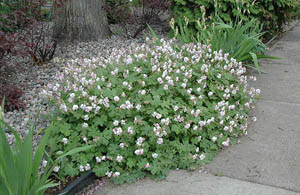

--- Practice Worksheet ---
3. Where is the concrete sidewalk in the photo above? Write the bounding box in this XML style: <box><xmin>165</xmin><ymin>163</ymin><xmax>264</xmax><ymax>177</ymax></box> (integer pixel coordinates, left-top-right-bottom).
<box><xmin>93</xmin><ymin>23</ymin><xmax>300</xmax><ymax>195</ymax></box>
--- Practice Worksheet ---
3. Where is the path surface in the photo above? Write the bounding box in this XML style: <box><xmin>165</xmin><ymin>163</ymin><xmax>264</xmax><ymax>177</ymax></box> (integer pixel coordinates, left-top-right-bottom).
<box><xmin>93</xmin><ymin>23</ymin><xmax>300</xmax><ymax>195</ymax></box>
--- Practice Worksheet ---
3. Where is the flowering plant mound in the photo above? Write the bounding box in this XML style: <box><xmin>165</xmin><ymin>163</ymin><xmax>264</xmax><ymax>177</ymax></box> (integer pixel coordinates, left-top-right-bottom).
<box><xmin>44</xmin><ymin>38</ymin><xmax>259</xmax><ymax>184</ymax></box>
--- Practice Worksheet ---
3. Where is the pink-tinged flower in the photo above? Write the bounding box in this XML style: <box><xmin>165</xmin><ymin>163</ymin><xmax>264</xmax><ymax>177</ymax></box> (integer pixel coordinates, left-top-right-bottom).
<box><xmin>136</xmin><ymin>104</ymin><xmax>141</xmax><ymax>110</ymax></box>
<box><xmin>134</xmin><ymin>149</ymin><xmax>144</xmax><ymax>155</ymax></box>
<box><xmin>113</xmin><ymin>120</ymin><xmax>119</xmax><ymax>126</ymax></box>
<box><xmin>184</xmin><ymin>123</ymin><xmax>190</xmax><ymax>129</ymax></box>
<box><xmin>199</xmin><ymin>153</ymin><xmax>205</xmax><ymax>160</ymax></box>
<box><xmin>173</xmin><ymin>106</ymin><xmax>179</xmax><ymax>111</ymax></box>
<box><xmin>79</xmin><ymin>165</ymin><xmax>84</xmax><ymax>172</ymax></box>
<box><xmin>82</xmin><ymin>123</ymin><xmax>88</xmax><ymax>128</ymax></box>
<box><xmin>119</xmin><ymin>143</ymin><xmax>125</xmax><ymax>148</ymax></box>
<box><xmin>83</xmin><ymin>115</ymin><xmax>89</xmax><ymax>121</ymax></box>
<box><xmin>85</xmin><ymin>163</ymin><xmax>91</xmax><ymax>171</ymax></box>
<box><xmin>127</xmin><ymin>126</ymin><xmax>134</xmax><ymax>134</ymax></box>
<box><xmin>114</xmin><ymin>96</ymin><xmax>120</xmax><ymax>102</ymax></box>
<box><xmin>157</xmin><ymin>138</ymin><xmax>163</xmax><ymax>145</ymax></box>
<box><xmin>152</xmin><ymin>153</ymin><xmax>158</xmax><ymax>159</ymax></box>
<box><xmin>163</xmin><ymin>84</ymin><xmax>169</xmax><ymax>90</ymax></box>
<box><xmin>197</xmin><ymin>136</ymin><xmax>202</xmax><ymax>142</ymax></box>
<box><xmin>96</xmin><ymin>156</ymin><xmax>101</xmax><ymax>163</ymax></box>
<box><xmin>53</xmin><ymin>166</ymin><xmax>60</xmax><ymax>172</ymax></box>
<box><xmin>106</xmin><ymin>171</ymin><xmax>112</xmax><ymax>177</ymax></box>
<box><xmin>256</xmin><ymin>89</ymin><xmax>261</xmax><ymax>95</ymax></box>
<box><xmin>62</xmin><ymin>138</ymin><xmax>68</xmax><ymax>145</ymax></box>
<box><xmin>145</xmin><ymin>163</ymin><xmax>150</xmax><ymax>168</ymax></box>
<box><xmin>116</xmin><ymin>155</ymin><xmax>123</xmax><ymax>162</ymax></box>
<box><xmin>113</xmin><ymin>172</ymin><xmax>120</xmax><ymax>177</ymax></box>
<box><xmin>72</xmin><ymin>105</ymin><xmax>79</xmax><ymax>111</ymax></box>
<box><xmin>212</xmin><ymin>136</ymin><xmax>217</xmax><ymax>142</ymax></box>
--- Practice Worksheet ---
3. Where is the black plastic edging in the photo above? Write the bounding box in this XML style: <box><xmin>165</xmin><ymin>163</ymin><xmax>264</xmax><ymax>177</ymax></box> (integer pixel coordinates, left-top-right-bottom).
<box><xmin>59</xmin><ymin>171</ymin><xmax>96</xmax><ymax>195</ymax></box>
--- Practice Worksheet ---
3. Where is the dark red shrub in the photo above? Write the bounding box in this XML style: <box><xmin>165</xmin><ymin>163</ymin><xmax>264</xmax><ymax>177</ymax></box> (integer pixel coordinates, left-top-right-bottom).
<box><xmin>0</xmin><ymin>85</ymin><xmax>25</xmax><ymax>111</ymax></box>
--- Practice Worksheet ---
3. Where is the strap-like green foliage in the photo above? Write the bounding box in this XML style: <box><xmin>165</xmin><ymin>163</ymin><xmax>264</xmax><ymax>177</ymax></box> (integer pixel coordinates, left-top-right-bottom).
<box><xmin>0</xmin><ymin>100</ymin><xmax>93</xmax><ymax>195</ymax></box>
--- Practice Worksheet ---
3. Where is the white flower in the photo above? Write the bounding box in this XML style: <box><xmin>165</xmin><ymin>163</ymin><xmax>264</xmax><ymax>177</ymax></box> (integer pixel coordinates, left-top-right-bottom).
<box><xmin>83</xmin><ymin>115</ymin><xmax>89</xmax><ymax>121</ymax></box>
<box><xmin>114</xmin><ymin>96</ymin><xmax>120</xmax><ymax>102</ymax></box>
<box><xmin>72</xmin><ymin>105</ymin><xmax>79</xmax><ymax>111</ymax></box>
<box><xmin>252</xmin><ymin>116</ymin><xmax>257</xmax><ymax>122</ymax></box>
<box><xmin>85</xmin><ymin>163</ymin><xmax>91</xmax><ymax>171</ymax></box>
<box><xmin>136</xmin><ymin>104</ymin><xmax>141</xmax><ymax>110</ymax></box>
<box><xmin>116</xmin><ymin>155</ymin><xmax>123</xmax><ymax>162</ymax></box>
<box><xmin>119</xmin><ymin>143</ymin><xmax>125</xmax><ymax>148</ymax></box>
<box><xmin>222</xmin><ymin>140</ymin><xmax>230</xmax><ymax>147</ymax></box>
<box><xmin>199</xmin><ymin>153</ymin><xmax>205</xmax><ymax>160</ymax></box>
<box><xmin>136</xmin><ymin>137</ymin><xmax>145</xmax><ymax>146</ymax></box>
<box><xmin>96</xmin><ymin>156</ymin><xmax>101</xmax><ymax>163</ymax></box>
<box><xmin>53</xmin><ymin>166</ymin><xmax>60</xmax><ymax>173</ymax></box>
<box><xmin>106</xmin><ymin>171</ymin><xmax>112</xmax><ymax>177</ymax></box>
<box><xmin>163</xmin><ymin>84</ymin><xmax>169</xmax><ymax>90</ymax></box>
<box><xmin>152</xmin><ymin>153</ymin><xmax>158</xmax><ymax>159</ymax></box>
<box><xmin>113</xmin><ymin>127</ymin><xmax>123</xmax><ymax>136</ymax></box>
<box><xmin>212</xmin><ymin>136</ymin><xmax>217</xmax><ymax>142</ymax></box>
<box><xmin>184</xmin><ymin>123</ymin><xmax>190</xmax><ymax>129</ymax></box>
<box><xmin>82</xmin><ymin>123</ymin><xmax>88</xmax><ymax>128</ymax></box>
<box><xmin>140</xmin><ymin>90</ymin><xmax>146</xmax><ymax>95</ymax></box>
<box><xmin>145</xmin><ymin>163</ymin><xmax>150</xmax><ymax>168</ymax></box>
<box><xmin>70</xmin><ymin>93</ymin><xmax>75</xmax><ymax>98</ymax></box>
<box><xmin>62</xmin><ymin>138</ymin><xmax>68</xmax><ymax>145</ymax></box>
<box><xmin>192</xmin><ymin>154</ymin><xmax>197</xmax><ymax>160</ymax></box>
<box><xmin>113</xmin><ymin>172</ymin><xmax>120</xmax><ymax>177</ymax></box>
<box><xmin>157</xmin><ymin>77</ymin><xmax>163</xmax><ymax>84</ymax></box>
<box><xmin>42</xmin><ymin>160</ymin><xmax>47</xmax><ymax>167</ymax></box>
<box><xmin>199</xmin><ymin>121</ymin><xmax>206</xmax><ymax>127</ymax></box>
<box><xmin>156</xmin><ymin>113</ymin><xmax>162</xmax><ymax>119</ymax></box>
<box><xmin>256</xmin><ymin>89</ymin><xmax>261</xmax><ymax>95</ymax></box>
<box><xmin>127</xmin><ymin>126</ymin><xmax>134</xmax><ymax>134</ymax></box>
<box><xmin>193</xmin><ymin>125</ymin><xmax>198</xmax><ymax>131</ymax></box>
<box><xmin>135</xmin><ymin>149</ymin><xmax>144</xmax><ymax>155</ymax></box>
<box><xmin>123</xmin><ymin>81</ymin><xmax>128</xmax><ymax>86</ymax></box>
<box><xmin>173</xmin><ymin>106</ymin><xmax>179</xmax><ymax>111</ymax></box>
<box><xmin>197</xmin><ymin>136</ymin><xmax>202</xmax><ymax>142</ymax></box>
<box><xmin>113</xmin><ymin>120</ymin><xmax>119</xmax><ymax>126</ymax></box>
<box><xmin>208</xmin><ymin>92</ymin><xmax>214</xmax><ymax>96</ymax></box>
<box><xmin>79</xmin><ymin>165</ymin><xmax>84</xmax><ymax>172</ymax></box>
<box><xmin>157</xmin><ymin>138</ymin><xmax>163</xmax><ymax>145</ymax></box>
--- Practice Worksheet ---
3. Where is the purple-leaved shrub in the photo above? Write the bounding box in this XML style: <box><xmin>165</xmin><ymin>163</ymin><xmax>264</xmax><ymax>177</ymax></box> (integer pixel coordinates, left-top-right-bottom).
<box><xmin>43</xmin><ymin>37</ymin><xmax>260</xmax><ymax>184</ymax></box>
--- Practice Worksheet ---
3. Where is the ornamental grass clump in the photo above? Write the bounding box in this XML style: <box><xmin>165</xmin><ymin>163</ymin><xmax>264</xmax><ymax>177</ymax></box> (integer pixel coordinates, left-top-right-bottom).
<box><xmin>43</xmin><ymin>38</ymin><xmax>260</xmax><ymax>184</ymax></box>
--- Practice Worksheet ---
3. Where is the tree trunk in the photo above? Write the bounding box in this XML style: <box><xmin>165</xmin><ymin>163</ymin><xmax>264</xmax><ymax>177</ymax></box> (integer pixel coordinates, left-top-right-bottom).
<box><xmin>53</xmin><ymin>0</ymin><xmax>111</xmax><ymax>41</ymax></box>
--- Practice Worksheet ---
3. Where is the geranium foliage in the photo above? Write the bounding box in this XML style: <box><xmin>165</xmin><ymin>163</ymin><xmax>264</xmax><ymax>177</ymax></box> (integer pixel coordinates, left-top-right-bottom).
<box><xmin>44</xmin><ymin>38</ymin><xmax>259</xmax><ymax>184</ymax></box>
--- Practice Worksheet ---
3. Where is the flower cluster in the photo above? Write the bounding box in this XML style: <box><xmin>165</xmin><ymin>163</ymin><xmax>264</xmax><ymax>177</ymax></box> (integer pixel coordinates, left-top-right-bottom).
<box><xmin>44</xmin><ymin>37</ymin><xmax>259</xmax><ymax>183</ymax></box>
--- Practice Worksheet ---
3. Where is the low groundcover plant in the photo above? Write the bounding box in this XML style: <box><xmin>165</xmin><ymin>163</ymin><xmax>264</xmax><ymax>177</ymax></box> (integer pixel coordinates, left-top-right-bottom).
<box><xmin>43</xmin><ymin>37</ymin><xmax>260</xmax><ymax>184</ymax></box>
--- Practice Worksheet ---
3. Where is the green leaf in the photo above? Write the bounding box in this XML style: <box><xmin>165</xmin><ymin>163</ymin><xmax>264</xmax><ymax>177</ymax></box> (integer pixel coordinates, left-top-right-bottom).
<box><xmin>127</xmin><ymin>158</ymin><xmax>137</xmax><ymax>168</ymax></box>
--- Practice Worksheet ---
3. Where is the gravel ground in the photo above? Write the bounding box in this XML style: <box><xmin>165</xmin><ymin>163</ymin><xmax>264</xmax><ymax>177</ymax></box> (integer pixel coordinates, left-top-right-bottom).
<box><xmin>0</xmin><ymin>22</ymin><xmax>168</xmax><ymax>193</ymax></box>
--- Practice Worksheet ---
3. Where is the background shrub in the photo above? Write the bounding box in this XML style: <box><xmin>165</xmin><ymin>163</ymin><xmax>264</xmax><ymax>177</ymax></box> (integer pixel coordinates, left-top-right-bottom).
<box><xmin>44</xmin><ymin>37</ymin><xmax>259</xmax><ymax>184</ymax></box>
<box><xmin>170</xmin><ymin>0</ymin><xmax>300</xmax><ymax>39</ymax></box>
<box><xmin>104</xmin><ymin>0</ymin><xmax>170</xmax><ymax>38</ymax></box>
